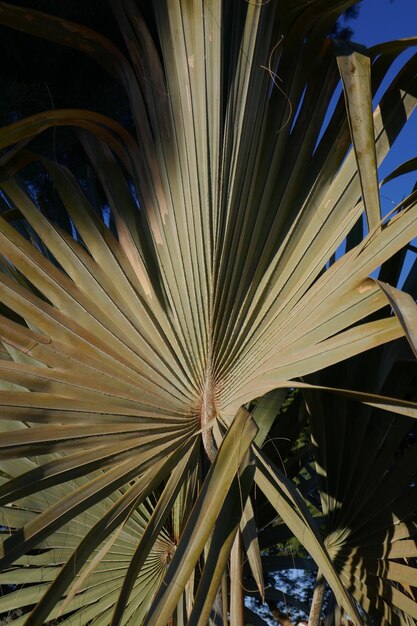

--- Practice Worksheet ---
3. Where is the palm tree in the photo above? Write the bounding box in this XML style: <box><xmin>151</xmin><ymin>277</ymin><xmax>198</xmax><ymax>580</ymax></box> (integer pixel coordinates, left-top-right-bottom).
<box><xmin>0</xmin><ymin>1</ymin><xmax>416</xmax><ymax>624</ymax></box>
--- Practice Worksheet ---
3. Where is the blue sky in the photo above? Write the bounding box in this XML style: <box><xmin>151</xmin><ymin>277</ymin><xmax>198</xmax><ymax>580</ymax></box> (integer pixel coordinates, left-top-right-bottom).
<box><xmin>353</xmin><ymin>0</ymin><xmax>417</xmax><ymax>45</ymax></box>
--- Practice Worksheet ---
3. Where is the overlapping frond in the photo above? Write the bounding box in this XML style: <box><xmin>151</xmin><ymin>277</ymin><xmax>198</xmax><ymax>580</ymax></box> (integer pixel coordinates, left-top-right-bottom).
<box><xmin>305</xmin><ymin>348</ymin><xmax>417</xmax><ymax>625</ymax></box>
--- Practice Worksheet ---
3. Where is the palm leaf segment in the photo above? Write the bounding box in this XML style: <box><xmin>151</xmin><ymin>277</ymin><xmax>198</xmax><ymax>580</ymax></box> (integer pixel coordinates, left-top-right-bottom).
<box><xmin>0</xmin><ymin>0</ymin><xmax>416</xmax><ymax>623</ymax></box>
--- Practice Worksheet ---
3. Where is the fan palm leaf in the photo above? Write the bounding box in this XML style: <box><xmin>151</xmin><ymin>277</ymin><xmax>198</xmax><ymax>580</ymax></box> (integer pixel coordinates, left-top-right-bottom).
<box><xmin>303</xmin><ymin>345</ymin><xmax>417</xmax><ymax>626</ymax></box>
<box><xmin>0</xmin><ymin>0</ymin><xmax>416</xmax><ymax>624</ymax></box>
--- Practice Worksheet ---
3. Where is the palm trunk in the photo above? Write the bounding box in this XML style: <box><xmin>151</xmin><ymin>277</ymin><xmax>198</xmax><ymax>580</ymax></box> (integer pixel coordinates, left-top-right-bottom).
<box><xmin>230</xmin><ymin>531</ymin><xmax>244</xmax><ymax>625</ymax></box>
<box><xmin>309</xmin><ymin>570</ymin><xmax>326</xmax><ymax>626</ymax></box>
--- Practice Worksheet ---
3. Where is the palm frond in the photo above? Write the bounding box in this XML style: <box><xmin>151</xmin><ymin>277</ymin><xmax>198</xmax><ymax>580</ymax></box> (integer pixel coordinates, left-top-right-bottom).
<box><xmin>0</xmin><ymin>1</ymin><xmax>416</xmax><ymax>624</ymax></box>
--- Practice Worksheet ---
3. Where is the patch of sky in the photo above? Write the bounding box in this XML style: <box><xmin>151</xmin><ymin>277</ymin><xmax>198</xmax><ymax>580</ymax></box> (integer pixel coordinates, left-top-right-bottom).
<box><xmin>290</xmin><ymin>86</ymin><xmax>307</xmax><ymax>134</ymax></box>
<box><xmin>313</xmin><ymin>82</ymin><xmax>343</xmax><ymax>153</ymax></box>
<box><xmin>103</xmin><ymin>204</ymin><xmax>111</xmax><ymax>228</ymax></box>
<box><xmin>245</xmin><ymin>567</ymin><xmax>317</xmax><ymax>625</ymax></box>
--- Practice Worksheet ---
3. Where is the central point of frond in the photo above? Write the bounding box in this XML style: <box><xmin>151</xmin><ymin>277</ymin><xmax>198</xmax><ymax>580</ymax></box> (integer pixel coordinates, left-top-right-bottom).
<box><xmin>200</xmin><ymin>368</ymin><xmax>217</xmax><ymax>462</ymax></box>
<box><xmin>200</xmin><ymin>376</ymin><xmax>216</xmax><ymax>427</ymax></box>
